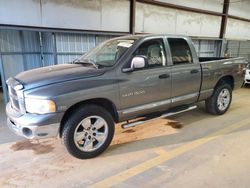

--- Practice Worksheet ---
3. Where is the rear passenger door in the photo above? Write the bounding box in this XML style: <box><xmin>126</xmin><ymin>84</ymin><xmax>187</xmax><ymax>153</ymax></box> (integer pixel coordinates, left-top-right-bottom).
<box><xmin>167</xmin><ymin>38</ymin><xmax>201</xmax><ymax>107</ymax></box>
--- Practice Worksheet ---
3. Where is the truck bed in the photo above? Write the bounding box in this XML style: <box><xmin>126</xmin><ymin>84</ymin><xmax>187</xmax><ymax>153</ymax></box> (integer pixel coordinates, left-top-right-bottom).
<box><xmin>198</xmin><ymin>57</ymin><xmax>246</xmax><ymax>101</ymax></box>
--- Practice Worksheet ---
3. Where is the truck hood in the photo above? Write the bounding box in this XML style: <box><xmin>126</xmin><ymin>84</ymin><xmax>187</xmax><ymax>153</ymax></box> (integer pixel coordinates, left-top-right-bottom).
<box><xmin>15</xmin><ymin>64</ymin><xmax>105</xmax><ymax>90</ymax></box>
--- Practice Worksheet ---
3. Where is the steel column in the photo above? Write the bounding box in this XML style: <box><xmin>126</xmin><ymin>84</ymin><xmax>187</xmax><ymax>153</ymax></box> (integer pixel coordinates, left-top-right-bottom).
<box><xmin>219</xmin><ymin>0</ymin><xmax>230</xmax><ymax>39</ymax></box>
<box><xmin>19</xmin><ymin>30</ymin><xmax>28</xmax><ymax>71</ymax></box>
<box><xmin>0</xmin><ymin>53</ymin><xmax>8</xmax><ymax>103</ymax></box>
<box><xmin>237</xmin><ymin>41</ymin><xmax>241</xmax><ymax>56</ymax></box>
<box><xmin>39</xmin><ymin>32</ymin><xmax>44</xmax><ymax>66</ymax></box>
<box><xmin>52</xmin><ymin>33</ymin><xmax>58</xmax><ymax>65</ymax></box>
<box><xmin>130</xmin><ymin>0</ymin><xmax>136</xmax><ymax>35</ymax></box>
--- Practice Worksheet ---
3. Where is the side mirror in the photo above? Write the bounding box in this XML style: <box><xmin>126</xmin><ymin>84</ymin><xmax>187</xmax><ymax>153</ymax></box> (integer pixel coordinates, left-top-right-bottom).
<box><xmin>122</xmin><ymin>56</ymin><xmax>146</xmax><ymax>73</ymax></box>
<box><xmin>131</xmin><ymin>56</ymin><xmax>146</xmax><ymax>69</ymax></box>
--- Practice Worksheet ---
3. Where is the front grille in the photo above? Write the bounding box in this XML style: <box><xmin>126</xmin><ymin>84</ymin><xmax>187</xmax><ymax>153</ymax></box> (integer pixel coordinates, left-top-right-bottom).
<box><xmin>246</xmin><ymin>79</ymin><xmax>250</xmax><ymax>82</ymax></box>
<box><xmin>7</xmin><ymin>77</ymin><xmax>25</xmax><ymax>114</ymax></box>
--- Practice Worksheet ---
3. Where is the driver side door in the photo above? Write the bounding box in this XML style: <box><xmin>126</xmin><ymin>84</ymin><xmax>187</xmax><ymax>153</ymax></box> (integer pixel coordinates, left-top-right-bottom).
<box><xmin>118</xmin><ymin>38</ymin><xmax>172</xmax><ymax>119</ymax></box>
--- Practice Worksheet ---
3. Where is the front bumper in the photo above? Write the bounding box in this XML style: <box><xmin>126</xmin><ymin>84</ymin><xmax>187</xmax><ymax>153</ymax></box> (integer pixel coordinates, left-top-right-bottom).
<box><xmin>6</xmin><ymin>102</ymin><xmax>64</xmax><ymax>139</ymax></box>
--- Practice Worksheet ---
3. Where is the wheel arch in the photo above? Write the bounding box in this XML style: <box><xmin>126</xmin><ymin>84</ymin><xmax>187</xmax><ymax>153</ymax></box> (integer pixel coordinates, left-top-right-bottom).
<box><xmin>59</xmin><ymin>98</ymin><xmax>119</xmax><ymax>137</ymax></box>
<box><xmin>215</xmin><ymin>75</ymin><xmax>234</xmax><ymax>90</ymax></box>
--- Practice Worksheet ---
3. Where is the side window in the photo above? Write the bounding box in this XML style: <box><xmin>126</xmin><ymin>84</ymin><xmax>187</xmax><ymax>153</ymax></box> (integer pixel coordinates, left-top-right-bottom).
<box><xmin>168</xmin><ymin>38</ymin><xmax>193</xmax><ymax>65</ymax></box>
<box><xmin>133</xmin><ymin>39</ymin><xmax>166</xmax><ymax>69</ymax></box>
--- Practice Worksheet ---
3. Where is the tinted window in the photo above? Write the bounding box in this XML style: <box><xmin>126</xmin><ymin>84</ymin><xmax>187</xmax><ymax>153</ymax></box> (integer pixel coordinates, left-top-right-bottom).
<box><xmin>168</xmin><ymin>38</ymin><xmax>193</xmax><ymax>65</ymax></box>
<box><xmin>133</xmin><ymin>39</ymin><xmax>166</xmax><ymax>69</ymax></box>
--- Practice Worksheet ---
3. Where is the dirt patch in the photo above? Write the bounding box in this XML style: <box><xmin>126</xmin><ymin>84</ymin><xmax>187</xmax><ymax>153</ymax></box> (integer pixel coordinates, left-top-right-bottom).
<box><xmin>10</xmin><ymin>140</ymin><xmax>54</xmax><ymax>155</ymax></box>
<box><xmin>111</xmin><ymin>118</ymin><xmax>179</xmax><ymax>146</ymax></box>
<box><xmin>122</xmin><ymin>129</ymin><xmax>136</xmax><ymax>133</ymax></box>
<box><xmin>167</xmin><ymin>121</ymin><xmax>183</xmax><ymax>129</ymax></box>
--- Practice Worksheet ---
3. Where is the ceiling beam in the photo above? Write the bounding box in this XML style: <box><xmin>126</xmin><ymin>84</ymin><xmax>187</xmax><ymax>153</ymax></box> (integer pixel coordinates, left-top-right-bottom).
<box><xmin>137</xmin><ymin>0</ymin><xmax>250</xmax><ymax>24</ymax></box>
<box><xmin>137</xmin><ymin>0</ymin><xmax>223</xmax><ymax>17</ymax></box>
<box><xmin>228</xmin><ymin>15</ymin><xmax>250</xmax><ymax>23</ymax></box>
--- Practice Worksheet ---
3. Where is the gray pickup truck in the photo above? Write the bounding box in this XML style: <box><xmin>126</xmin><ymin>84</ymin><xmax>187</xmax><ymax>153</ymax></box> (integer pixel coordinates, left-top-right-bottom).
<box><xmin>6</xmin><ymin>34</ymin><xmax>246</xmax><ymax>159</ymax></box>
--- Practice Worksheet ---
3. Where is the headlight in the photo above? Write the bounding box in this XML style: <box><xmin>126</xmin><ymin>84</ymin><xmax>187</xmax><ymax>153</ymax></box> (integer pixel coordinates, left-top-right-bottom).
<box><xmin>25</xmin><ymin>98</ymin><xmax>56</xmax><ymax>114</ymax></box>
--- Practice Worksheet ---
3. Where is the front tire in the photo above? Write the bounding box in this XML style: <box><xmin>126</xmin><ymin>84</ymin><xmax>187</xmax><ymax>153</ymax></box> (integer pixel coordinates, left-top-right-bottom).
<box><xmin>62</xmin><ymin>104</ymin><xmax>114</xmax><ymax>159</ymax></box>
<box><xmin>205</xmin><ymin>82</ymin><xmax>232</xmax><ymax>115</ymax></box>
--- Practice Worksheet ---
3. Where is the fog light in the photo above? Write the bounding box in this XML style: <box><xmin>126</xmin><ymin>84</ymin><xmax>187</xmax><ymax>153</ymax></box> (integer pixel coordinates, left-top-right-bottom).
<box><xmin>22</xmin><ymin>128</ymin><xmax>32</xmax><ymax>138</ymax></box>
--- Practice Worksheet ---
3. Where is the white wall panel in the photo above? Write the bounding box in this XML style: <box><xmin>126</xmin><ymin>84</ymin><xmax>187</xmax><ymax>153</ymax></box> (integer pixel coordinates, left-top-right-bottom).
<box><xmin>0</xmin><ymin>0</ymin><xmax>41</xmax><ymax>26</ymax></box>
<box><xmin>101</xmin><ymin>0</ymin><xmax>130</xmax><ymax>32</ymax></box>
<box><xmin>136</xmin><ymin>3</ymin><xmax>176</xmax><ymax>34</ymax></box>
<box><xmin>41</xmin><ymin>0</ymin><xmax>102</xmax><ymax>30</ymax></box>
<box><xmin>157</xmin><ymin>0</ymin><xmax>223</xmax><ymax>13</ymax></box>
<box><xmin>229</xmin><ymin>1</ymin><xmax>250</xmax><ymax>20</ymax></box>
<box><xmin>136</xmin><ymin>3</ymin><xmax>221</xmax><ymax>37</ymax></box>
<box><xmin>200</xmin><ymin>14</ymin><xmax>221</xmax><ymax>37</ymax></box>
<box><xmin>0</xmin><ymin>0</ymin><xmax>129</xmax><ymax>32</ymax></box>
<box><xmin>135</xmin><ymin>2</ymin><xmax>144</xmax><ymax>33</ymax></box>
<box><xmin>226</xmin><ymin>19</ymin><xmax>250</xmax><ymax>40</ymax></box>
<box><xmin>175</xmin><ymin>11</ymin><xmax>202</xmax><ymax>36</ymax></box>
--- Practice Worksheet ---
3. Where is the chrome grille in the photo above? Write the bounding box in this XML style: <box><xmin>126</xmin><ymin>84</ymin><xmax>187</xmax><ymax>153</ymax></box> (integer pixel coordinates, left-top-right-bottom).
<box><xmin>6</xmin><ymin>77</ymin><xmax>25</xmax><ymax>114</ymax></box>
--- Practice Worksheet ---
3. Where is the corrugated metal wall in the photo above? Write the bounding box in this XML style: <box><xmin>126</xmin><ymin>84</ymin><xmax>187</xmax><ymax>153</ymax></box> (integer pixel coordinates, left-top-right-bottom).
<box><xmin>56</xmin><ymin>33</ymin><xmax>95</xmax><ymax>64</ymax></box>
<box><xmin>226</xmin><ymin>40</ymin><xmax>250</xmax><ymax>61</ymax></box>
<box><xmin>192</xmin><ymin>39</ymin><xmax>222</xmax><ymax>57</ymax></box>
<box><xmin>40</xmin><ymin>32</ymin><xmax>54</xmax><ymax>67</ymax></box>
<box><xmin>54</xmin><ymin>33</ymin><xmax>114</xmax><ymax>64</ymax></box>
<box><xmin>0</xmin><ymin>29</ymin><xmax>116</xmax><ymax>102</ymax></box>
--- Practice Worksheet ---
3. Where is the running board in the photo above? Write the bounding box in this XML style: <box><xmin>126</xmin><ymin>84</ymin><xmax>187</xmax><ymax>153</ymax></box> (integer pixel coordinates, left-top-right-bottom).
<box><xmin>121</xmin><ymin>105</ymin><xmax>197</xmax><ymax>129</ymax></box>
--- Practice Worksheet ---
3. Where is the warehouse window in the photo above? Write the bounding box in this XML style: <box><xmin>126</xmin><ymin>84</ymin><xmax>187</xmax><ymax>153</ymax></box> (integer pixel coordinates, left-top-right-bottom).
<box><xmin>168</xmin><ymin>38</ymin><xmax>193</xmax><ymax>65</ymax></box>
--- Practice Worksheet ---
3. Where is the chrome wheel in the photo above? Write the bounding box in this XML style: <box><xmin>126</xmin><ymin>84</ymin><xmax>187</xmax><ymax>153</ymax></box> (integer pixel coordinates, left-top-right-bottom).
<box><xmin>74</xmin><ymin>116</ymin><xmax>108</xmax><ymax>152</ymax></box>
<box><xmin>217</xmin><ymin>88</ymin><xmax>231</xmax><ymax>111</ymax></box>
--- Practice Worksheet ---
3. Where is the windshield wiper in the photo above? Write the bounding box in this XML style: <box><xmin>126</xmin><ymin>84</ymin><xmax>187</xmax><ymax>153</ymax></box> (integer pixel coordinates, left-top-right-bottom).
<box><xmin>73</xmin><ymin>59</ymin><xmax>98</xmax><ymax>69</ymax></box>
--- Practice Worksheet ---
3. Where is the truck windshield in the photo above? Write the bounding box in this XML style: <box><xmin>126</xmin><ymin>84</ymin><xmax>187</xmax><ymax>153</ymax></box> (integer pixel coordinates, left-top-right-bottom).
<box><xmin>76</xmin><ymin>39</ymin><xmax>135</xmax><ymax>68</ymax></box>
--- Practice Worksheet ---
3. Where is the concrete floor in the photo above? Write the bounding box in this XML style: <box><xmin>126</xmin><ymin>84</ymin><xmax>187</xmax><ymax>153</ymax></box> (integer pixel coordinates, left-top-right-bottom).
<box><xmin>0</xmin><ymin>87</ymin><xmax>250</xmax><ymax>188</ymax></box>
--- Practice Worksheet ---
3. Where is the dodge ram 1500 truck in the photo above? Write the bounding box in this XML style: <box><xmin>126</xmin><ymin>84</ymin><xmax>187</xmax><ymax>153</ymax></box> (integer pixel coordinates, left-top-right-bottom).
<box><xmin>6</xmin><ymin>35</ymin><xmax>247</xmax><ymax>159</ymax></box>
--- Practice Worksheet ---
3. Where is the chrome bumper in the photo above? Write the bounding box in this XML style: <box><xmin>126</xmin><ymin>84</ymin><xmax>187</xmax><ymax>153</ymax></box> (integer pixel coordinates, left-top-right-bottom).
<box><xmin>6</xmin><ymin>103</ymin><xmax>63</xmax><ymax>139</ymax></box>
<box><xmin>7</xmin><ymin>118</ymin><xmax>60</xmax><ymax>139</ymax></box>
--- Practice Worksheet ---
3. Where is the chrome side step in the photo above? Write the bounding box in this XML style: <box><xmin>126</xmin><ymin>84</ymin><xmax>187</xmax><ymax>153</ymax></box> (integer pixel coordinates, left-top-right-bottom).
<box><xmin>121</xmin><ymin>105</ymin><xmax>197</xmax><ymax>129</ymax></box>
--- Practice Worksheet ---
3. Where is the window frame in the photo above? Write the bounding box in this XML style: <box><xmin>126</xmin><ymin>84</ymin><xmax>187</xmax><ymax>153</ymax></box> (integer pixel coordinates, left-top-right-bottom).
<box><xmin>166</xmin><ymin>37</ymin><xmax>194</xmax><ymax>66</ymax></box>
<box><xmin>123</xmin><ymin>37</ymin><xmax>169</xmax><ymax>72</ymax></box>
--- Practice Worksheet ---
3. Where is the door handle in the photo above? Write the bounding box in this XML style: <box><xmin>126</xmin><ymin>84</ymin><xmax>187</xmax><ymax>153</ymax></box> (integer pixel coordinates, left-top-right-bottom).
<box><xmin>190</xmin><ymin>69</ymin><xmax>199</xmax><ymax>74</ymax></box>
<box><xmin>159</xmin><ymin>74</ymin><xmax>170</xmax><ymax>79</ymax></box>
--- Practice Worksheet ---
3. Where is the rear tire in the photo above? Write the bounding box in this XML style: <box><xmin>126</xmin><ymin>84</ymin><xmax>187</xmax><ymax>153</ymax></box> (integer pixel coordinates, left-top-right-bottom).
<box><xmin>62</xmin><ymin>104</ymin><xmax>114</xmax><ymax>159</ymax></box>
<box><xmin>205</xmin><ymin>82</ymin><xmax>232</xmax><ymax>115</ymax></box>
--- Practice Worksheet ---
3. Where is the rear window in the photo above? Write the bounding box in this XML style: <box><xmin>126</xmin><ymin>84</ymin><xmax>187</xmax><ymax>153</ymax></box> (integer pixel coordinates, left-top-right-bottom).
<box><xmin>168</xmin><ymin>38</ymin><xmax>193</xmax><ymax>65</ymax></box>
